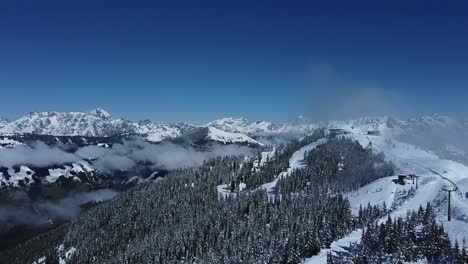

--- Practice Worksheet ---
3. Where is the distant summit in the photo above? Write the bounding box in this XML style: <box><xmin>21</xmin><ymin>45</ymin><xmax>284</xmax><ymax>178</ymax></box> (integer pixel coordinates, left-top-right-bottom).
<box><xmin>88</xmin><ymin>108</ymin><xmax>112</xmax><ymax>119</ymax></box>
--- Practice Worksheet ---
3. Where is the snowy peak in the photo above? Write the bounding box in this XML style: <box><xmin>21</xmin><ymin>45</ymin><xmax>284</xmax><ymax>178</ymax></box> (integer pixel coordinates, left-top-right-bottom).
<box><xmin>209</xmin><ymin>117</ymin><xmax>250</xmax><ymax>126</ymax></box>
<box><xmin>208</xmin><ymin>117</ymin><xmax>279</xmax><ymax>134</ymax></box>
<box><xmin>207</xmin><ymin>117</ymin><xmax>251</xmax><ymax>132</ymax></box>
<box><xmin>136</xmin><ymin>121</ymin><xmax>186</xmax><ymax>142</ymax></box>
<box><xmin>88</xmin><ymin>108</ymin><xmax>112</xmax><ymax>119</ymax></box>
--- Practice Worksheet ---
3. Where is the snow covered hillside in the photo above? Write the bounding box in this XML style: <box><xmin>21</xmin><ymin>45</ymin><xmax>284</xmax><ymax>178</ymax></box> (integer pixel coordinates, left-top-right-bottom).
<box><xmin>0</xmin><ymin>162</ymin><xmax>95</xmax><ymax>188</ymax></box>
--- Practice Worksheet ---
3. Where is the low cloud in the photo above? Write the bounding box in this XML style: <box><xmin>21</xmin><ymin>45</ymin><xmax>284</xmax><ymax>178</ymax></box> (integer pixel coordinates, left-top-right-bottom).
<box><xmin>1</xmin><ymin>138</ymin><xmax>255</xmax><ymax>172</ymax></box>
<box><xmin>0</xmin><ymin>141</ymin><xmax>80</xmax><ymax>168</ymax></box>
<box><xmin>78</xmin><ymin>139</ymin><xmax>255</xmax><ymax>171</ymax></box>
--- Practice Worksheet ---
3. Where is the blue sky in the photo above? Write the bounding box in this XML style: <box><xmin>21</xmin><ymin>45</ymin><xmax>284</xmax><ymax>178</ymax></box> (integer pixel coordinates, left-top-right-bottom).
<box><xmin>0</xmin><ymin>1</ymin><xmax>467</xmax><ymax>123</ymax></box>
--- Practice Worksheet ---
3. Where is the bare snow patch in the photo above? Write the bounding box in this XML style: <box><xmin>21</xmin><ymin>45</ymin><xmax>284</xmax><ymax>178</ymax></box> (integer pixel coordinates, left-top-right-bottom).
<box><xmin>57</xmin><ymin>245</ymin><xmax>76</xmax><ymax>264</ymax></box>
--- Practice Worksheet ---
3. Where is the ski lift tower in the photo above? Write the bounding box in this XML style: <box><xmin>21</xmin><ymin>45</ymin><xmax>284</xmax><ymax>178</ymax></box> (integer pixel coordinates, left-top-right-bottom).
<box><xmin>409</xmin><ymin>174</ymin><xmax>420</xmax><ymax>189</ymax></box>
<box><xmin>442</xmin><ymin>185</ymin><xmax>458</xmax><ymax>222</ymax></box>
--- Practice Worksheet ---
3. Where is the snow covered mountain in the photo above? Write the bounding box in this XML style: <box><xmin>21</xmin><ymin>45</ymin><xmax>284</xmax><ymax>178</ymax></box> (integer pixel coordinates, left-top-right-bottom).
<box><xmin>1</xmin><ymin>109</ymin><xmax>467</xmax><ymax>160</ymax></box>
<box><xmin>0</xmin><ymin>109</ymin><xmax>261</xmax><ymax>146</ymax></box>
<box><xmin>0</xmin><ymin>108</ymin><xmax>193</xmax><ymax>142</ymax></box>
<box><xmin>0</xmin><ymin>108</ymin><xmax>136</xmax><ymax>137</ymax></box>
<box><xmin>136</xmin><ymin>119</ymin><xmax>195</xmax><ymax>142</ymax></box>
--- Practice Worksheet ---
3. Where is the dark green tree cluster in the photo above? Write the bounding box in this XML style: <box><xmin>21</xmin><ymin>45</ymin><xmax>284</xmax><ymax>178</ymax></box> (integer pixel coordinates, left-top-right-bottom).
<box><xmin>59</xmin><ymin>158</ymin><xmax>355</xmax><ymax>263</ymax></box>
<box><xmin>329</xmin><ymin>203</ymin><xmax>468</xmax><ymax>264</ymax></box>
<box><xmin>0</xmin><ymin>224</ymin><xmax>68</xmax><ymax>264</ymax></box>
<box><xmin>279</xmin><ymin>137</ymin><xmax>394</xmax><ymax>194</ymax></box>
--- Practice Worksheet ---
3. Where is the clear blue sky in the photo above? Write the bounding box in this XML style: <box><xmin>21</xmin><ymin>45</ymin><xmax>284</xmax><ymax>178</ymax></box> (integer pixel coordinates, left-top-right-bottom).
<box><xmin>0</xmin><ymin>0</ymin><xmax>467</xmax><ymax>123</ymax></box>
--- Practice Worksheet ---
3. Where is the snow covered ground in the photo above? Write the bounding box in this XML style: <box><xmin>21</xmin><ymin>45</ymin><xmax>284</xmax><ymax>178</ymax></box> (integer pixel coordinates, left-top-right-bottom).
<box><xmin>0</xmin><ymin>165</ymin><xmax>34</xmax><ymax>187</ymax></box>
<box><xmin>0</xmin><ymin>162</ymin><xmax>95</xmax><ymax>187</ymax></box>
<box><xmin>253</xmin><ymin>148</ymin><xmax>276</xmax><ymax>169</ymax></box>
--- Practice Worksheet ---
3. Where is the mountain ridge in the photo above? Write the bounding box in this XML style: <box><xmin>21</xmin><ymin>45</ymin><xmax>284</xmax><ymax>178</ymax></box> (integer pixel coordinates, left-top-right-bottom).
<box><xmin>1</xmin><ymin>109</ymin><xmax>467</xmax><ymax>146</ymax></box>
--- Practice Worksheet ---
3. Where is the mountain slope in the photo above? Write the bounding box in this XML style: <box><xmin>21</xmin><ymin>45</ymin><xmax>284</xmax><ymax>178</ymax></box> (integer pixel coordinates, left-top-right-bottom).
<box><xmin>0</xmin><ymin>118</ymin><xmax>8</xmax><ymax>129</ymax></box>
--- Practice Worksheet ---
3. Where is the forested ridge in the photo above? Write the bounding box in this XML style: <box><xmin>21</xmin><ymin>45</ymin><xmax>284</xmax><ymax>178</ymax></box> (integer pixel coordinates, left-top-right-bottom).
<box><xmin>2</xmin><ymin>132</ymin><xmax>459</xmax><ymax>264</ymax></box>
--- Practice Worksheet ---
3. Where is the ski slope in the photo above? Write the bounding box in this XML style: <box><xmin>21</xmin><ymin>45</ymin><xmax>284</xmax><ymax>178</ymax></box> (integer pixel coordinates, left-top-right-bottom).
<box><xmin>260</xmin><ymin>138</ymin><xmax>327</xmax><ymax>196</ymax></box>
<box><xmin>303</xmin><ymin>230</ymin><xmax>363</xmax><ymax>264</ymax></box>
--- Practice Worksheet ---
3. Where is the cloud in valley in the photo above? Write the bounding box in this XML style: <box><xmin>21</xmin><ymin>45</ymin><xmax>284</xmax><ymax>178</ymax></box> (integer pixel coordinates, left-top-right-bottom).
<box><xmin>1</xmin><ymin>138</ymin><xmax>255</xmax><ymax>173</ymax></box>
<box><xmin>0</xmin><ymin>141</ymin><xmax>80</xmax><ymax>168</ymax></box>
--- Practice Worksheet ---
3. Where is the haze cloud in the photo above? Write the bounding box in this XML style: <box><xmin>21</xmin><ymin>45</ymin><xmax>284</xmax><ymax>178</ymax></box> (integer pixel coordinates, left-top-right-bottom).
<box><xmin>304</xmin><ymin>63</ymin><xmax>412</xmax><ymax>121</ymax></box>
<box><xmin>0</xmin><ymin>142</ymin><xmax>80</xmax><ymax>168</ymax></box>
<box><xmin>396</xmin><ymin>118</ymin><xmax>468</xmax><ymax>165</ymax></box>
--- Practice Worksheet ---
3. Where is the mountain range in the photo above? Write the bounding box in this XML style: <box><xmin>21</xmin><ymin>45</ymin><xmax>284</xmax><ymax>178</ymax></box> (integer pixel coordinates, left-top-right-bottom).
<box><xmin>1</xmin><ymin>108</ymin><xmax>466</xmax><ymax>139</ymax></box>
<box><xmin>1</xmin><ymin>109</ymin><xmax>468</xmax><ymax>163</ymax></box>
